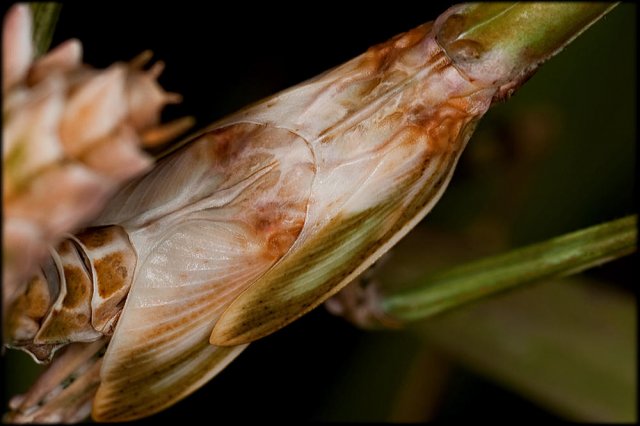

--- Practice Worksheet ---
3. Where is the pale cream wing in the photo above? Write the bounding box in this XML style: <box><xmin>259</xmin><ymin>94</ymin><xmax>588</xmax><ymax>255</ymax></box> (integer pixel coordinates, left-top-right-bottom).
<box><xmin>92</xmin><ymin>125</ymin><xmax>315</xmax><ymax>421</ymax></box>
<box><xmin>211</xmin><ymin>111</ymin><xmax>483</xmax><ymax>346</ymax></box>
<box><xmin>92</xmin><ymin>124</ymin><xmax>283</xmax><ymax>228</ymax></box>
<box><xmin>93</xmin><ymin>220</ymin><xmax>259</xmax><ymax>421</ymax></box>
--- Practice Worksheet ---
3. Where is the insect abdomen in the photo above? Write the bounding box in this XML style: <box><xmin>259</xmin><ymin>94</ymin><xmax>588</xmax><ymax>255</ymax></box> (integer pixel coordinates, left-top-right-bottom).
<box><xmin>5</xmin><ymin>225</ymin><xmax>136</xmax><ymax>363</ymax></box>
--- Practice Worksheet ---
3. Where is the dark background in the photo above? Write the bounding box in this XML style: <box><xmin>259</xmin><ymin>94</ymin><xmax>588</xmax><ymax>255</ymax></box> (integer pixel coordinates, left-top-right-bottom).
<box><xmin>53</xmin><ymin>2</ymin><xmax>458</xmax><ymax>128</ymax></box>
<box><xmin>3</xmin><ymin>2</ymin><xmax>636</xmax><ymax>423</ymax></box>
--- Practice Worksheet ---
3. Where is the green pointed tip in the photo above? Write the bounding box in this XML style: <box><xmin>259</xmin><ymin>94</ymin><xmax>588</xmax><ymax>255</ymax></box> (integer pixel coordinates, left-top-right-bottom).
<box><xmin>435</xmin><ymin>2</ymin><xmax>618</xmax><ymax>96</ymax></box>
<box><xmin>29</xmin><ymin>2</ymin><xmax>62</xmax><ymax>57</ymax></box>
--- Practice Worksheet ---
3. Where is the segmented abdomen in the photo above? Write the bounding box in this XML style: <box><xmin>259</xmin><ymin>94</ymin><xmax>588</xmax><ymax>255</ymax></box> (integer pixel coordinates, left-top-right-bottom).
<box><xmin>5</xmin><ymin>225</ymin><xmax>136</xmax><ymax>363</ymax></box>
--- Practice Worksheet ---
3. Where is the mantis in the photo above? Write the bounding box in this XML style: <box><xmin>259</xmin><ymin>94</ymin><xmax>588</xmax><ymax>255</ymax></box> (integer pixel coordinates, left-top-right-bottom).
<box><xmin>3</xmin><ymin>2</ymin><xmax>626</xmax><ymax>422</ymax></box>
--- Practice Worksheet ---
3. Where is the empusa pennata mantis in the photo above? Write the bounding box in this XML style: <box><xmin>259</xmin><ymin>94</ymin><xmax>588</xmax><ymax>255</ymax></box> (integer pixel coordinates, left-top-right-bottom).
<box><xmin>4</xmin><ymin>3</ymin><xmax>627</xmax><ymax>422</ymax></box>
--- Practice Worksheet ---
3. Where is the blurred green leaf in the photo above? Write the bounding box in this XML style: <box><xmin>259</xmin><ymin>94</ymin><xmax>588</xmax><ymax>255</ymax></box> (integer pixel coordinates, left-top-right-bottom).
<box><xmin>382</xmin><ymin>215</ymin><xmax>636</xmax><ymax>323</ymax></box>
<box><xmin>416</xmin><ymin>276</ymin><xmax>636</xmax><ymax>421</ymax></box>
<box><xmin>29</xmin><ymin>3</ymin><xmax>61</xmax><ymax>57</ymax></box>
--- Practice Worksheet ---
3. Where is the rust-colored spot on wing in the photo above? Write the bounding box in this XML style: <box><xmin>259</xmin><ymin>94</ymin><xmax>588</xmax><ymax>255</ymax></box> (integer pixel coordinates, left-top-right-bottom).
<box><xmin>391</xmin><ymin>23</ymin><xmax>431</xmax><ymax>49</ymax></box>
<box><xmin>248</xmin><ymin>163</ymin><xmax>313</xmax><ymax>261</ymax></box>
<box><xmin>198</xmin><ymin>125</ymin><xmax>315</xmax><ymax>263</ymax></box>
<box><xmin>252</xmin><ymin>202</ymin><xmax>306</xmax><ymax>261</ymax></box>
<box><xmin>202</xmin><ymin>124</ymin><xmax>266</xmax><ymax>168</ymax></box>
<box><xmin>399</xmin><ymin>97</ymin><xmax>473</xmax><ymax>156</ymax></box>
<box><xmin>360</xmin><ymin>22</ymin><xmax>434</xmax><ymax>76</ymax></box>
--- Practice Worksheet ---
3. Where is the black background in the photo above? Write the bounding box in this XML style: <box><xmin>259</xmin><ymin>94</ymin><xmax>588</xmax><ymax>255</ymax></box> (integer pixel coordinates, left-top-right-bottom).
<box><xmin>5</xmin><ymin>1</ymin><xmax>632</xmax><ymax>422</ymax></box>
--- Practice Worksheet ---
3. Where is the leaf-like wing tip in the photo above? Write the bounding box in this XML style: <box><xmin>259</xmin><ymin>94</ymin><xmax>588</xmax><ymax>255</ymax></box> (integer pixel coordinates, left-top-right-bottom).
<box><xmin>209</xmin><ymin>317</ymin><xmax>253</xmax><ymax>347</ymax></box>
<box><xmin>209</xmin><ymin>330</ymin><xmax>237</xmax><ymax>346</ymax></box>
<box><xmin>208</xmin><ymin>291</ymin><xmax>282</xmax><ymax>346</ymax></box>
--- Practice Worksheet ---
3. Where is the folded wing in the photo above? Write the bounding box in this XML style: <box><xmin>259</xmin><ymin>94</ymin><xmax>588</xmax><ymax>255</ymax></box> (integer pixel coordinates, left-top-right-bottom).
<box><xmin>92</xmin><ymin>124</ymin><xmax>315</xmax><ymax>421</ymax></box>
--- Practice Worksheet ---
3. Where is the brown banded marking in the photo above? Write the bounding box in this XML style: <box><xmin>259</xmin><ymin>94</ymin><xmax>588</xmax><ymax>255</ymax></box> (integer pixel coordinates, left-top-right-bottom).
<box><xmin>74</xmin><ymin>226</ymin><xmax>136</xmax><ymax>334</ymax></box>
<box><xmin>5</xmin><ymin>225</ymin><xmax>136</xmax><ymax>363</ymax></box>
<box><xmin>5</xmin><ymin>269</ymin><xmax>52</xmax><ymax>343</ymax></box>
<box><xmin>33</xmin><ymin>240</ymin><xmax>100</xmax><ymax>345</ymax></box>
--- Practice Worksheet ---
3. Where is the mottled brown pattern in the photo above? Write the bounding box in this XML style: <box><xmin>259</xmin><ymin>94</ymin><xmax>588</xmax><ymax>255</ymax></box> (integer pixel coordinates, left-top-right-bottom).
<box><xmin>5</xmin><ymin>271</ymin><xmax>51</xmax><ymax>342</ymax></box>
<box><xmin>253</xmin><ymin>202</ymin><xmax>306</xmax><ymax>260</ymax></box>
<box><xmin>94</xmin><ymin>253</ymin><xmax>128</xmax><ymax>299</ymax></box>
<box><xmin>32</xmin><ymin>314</ymin><xmax>75</xmax><ymax>343</ymax></box>
<box><xmin>23</xmin><ymin>273</ymin><xmax>52</xmax><ymax>319</ymax></box>
<box><xmin>395</xmin><ymin>97</ymin><xmax>473</xmax><ymax>157</ymax></box>
<box><xmin>56</xmin><ymin>240</ymin><xmax>73</xmax><ymax>256</ymax></box>
<box><xmin>35</xmin><ymin>311</ymin><xmax>73</xmax><ymax>343</ymax></box>
<box><xmin>92</xmin><ymin>123</ymin><xmax>314</xmax><ymax>420</ymax></box>
<box><xmin>203</xmin><ymin>124</ymin><xmax>265</xmax><ymax>168</ymax></box>
<box><xmin>360</xmin><ymin>23</ymin><xmax>432</xmax><ymax>76</ymax></box>
<box><xmin>33</xmin><ymin>239</ymin><xmax>101</xmax><ymax>345</ymax></box>
<box><xmin>72</xmin><ymin>225</ymin><xmax>137</xmax><ymax>334</ymax></box>
<box><xmin>63</xmin><ymin>266</ymin><xmax>88</xmax><ymax>308</ymax></box>
<box><xmin>202</xmin><ymin>126</ymin><xmax>314</xmax><ymax>263</ymax></box>
<box><xmin>76</xmin><ymin>226</ymin><xmax>116</xmax><ymax>249</ymax></box>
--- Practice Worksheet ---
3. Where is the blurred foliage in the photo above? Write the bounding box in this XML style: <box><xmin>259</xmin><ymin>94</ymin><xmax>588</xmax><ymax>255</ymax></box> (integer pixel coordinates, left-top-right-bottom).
<box><xmin>419</xmin><ymin>276</ymin><xmax>636</xmax><ymax>421</ymax></box>
<box><xmin>28</xmin><ymin>3</ymin><xmax>61</xmax><ymax>57</ymax></box>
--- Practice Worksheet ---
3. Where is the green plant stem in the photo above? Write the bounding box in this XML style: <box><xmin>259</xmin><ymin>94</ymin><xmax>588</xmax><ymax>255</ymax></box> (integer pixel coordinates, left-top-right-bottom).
<box><xmin>29</xmin><ymin>3</ymin><xmax>62</xmax><ymax>57</ymax></box>
<box><xmin>381</xmin><ymin>215</ymin><xmax>637</xmax><ymax>323</ymax></box>
<box><xmin>436</xmin><ymin>3</ymin><xmax>617</xmax><ymax>88</ymax></box>
<box><xmin>447</xmin><ymin>3</ymin><xmax>616</xmax><ymax>62</ymax></box>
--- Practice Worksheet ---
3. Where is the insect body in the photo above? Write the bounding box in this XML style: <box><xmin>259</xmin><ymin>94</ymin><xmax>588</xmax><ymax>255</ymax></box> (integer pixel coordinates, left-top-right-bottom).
<box><xmin>7</xmin><ymin>14</ymin><xmax>520</xmax><ymax>422</ymax></box>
